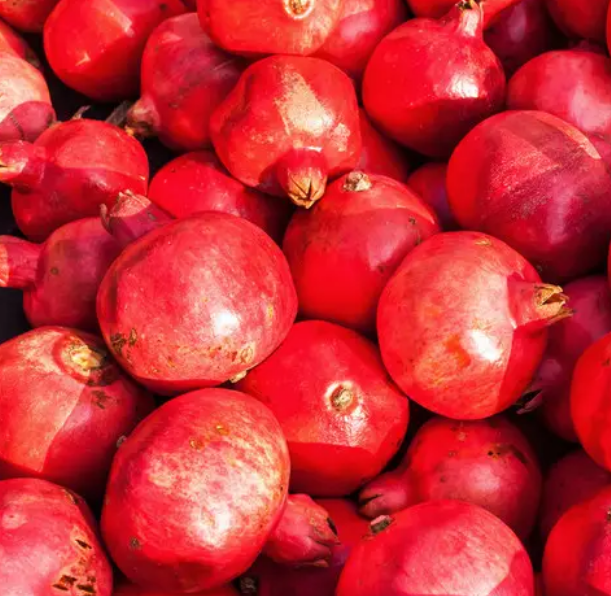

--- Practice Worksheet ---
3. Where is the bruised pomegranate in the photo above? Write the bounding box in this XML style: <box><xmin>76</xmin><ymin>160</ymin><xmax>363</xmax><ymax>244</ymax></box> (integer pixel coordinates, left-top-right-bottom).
<box><xmin>115</xmin><ymin>583</ymin><xmax>239</xmax><ymax>596</ymax></box>
<box><xmin>359</xmin><ymin>415</ymin><xmax>542</xmax><ymax>539</ymax></box>
<box><xmin>447</xmin><ymin>111</ymin><xmax>611</xmax><ymax>282</ymax></box>
<box><xmin>97</xmin><ymin>212</ymin><xmax>297</xmax><ymax>395</ymax></box>
<box><xmin>545</xmin><ymin>0</ymin><xmax>608</xmax><ymax>43</ymax></box>
<box><xmin>126</xmin><ymin>14</ymin><xmax>245</xmax><ymax>152</ymax></box>
<box><xmin>406</xmin><ymin>0</ymin><xmax>522</xmax><ymax>26</ymax></box>
<box><xmin>377</xmin><ymin>231</ymin><xmax>570</xmax><ymax>420</ymax></box>
<box><xmin>0</xmin><ymin>0</ymin><xmax>59</xmax><ymax>32</ymax></box>
<box><xmin>362</xmin><ymin>0</ymin><xmax>506</xmax><ymax>158</ymax></box>
<box><xmin>237</xmin><ymin>320</ymin><xmax>409</xmax><ymax>496</ymax></box>
<box><xmin>147</xmin><ymin>151</ymin><xmax>293</xmax><ymax>243</ymax></box>
<box><xmin>0</xmin><ymin>119</ymin><xmax>149</xmax><ymax>242</ymax></box>
<box><xmin>0</xmin><ymin>19</ymin><xmax>40</xmax><ymax>65</ymax></box>
<box><xmin>0</xmin><ymin>327</ymin><xmax>154</xmax><ymax>499</ymax></box>
<box><xmin>337</xmin><ymin>500</ymin><xmax>535</xmax><ymax>596</ymax></box>
<box><xmin>283</xmin><ymin>172</ymin><xmax>439</xmax><ymax>333</ymax></box>
<box><xmin>407</xmin><ymin>162</ymin><xmax>457</xmax><ymax>230</ymax></box>
<box><xmin>211</xmin><ymin>55</ymin><xmax>361</xmax><ymax>208</ymax></box>
<box><xmin>44</xmin><ymin>0</ymin><xmax>187</xmax><ymax>101</ymax></box>
<box><xmin>102</xmin><ymin>388</ymin><xmax>290</xmax><ymax>592</ymax></box>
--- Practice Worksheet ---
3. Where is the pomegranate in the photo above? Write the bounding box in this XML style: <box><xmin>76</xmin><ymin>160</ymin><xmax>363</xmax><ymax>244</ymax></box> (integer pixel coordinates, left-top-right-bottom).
<box><xmin>359</xmin><ymin>415</ymin><xmax>542</xmax><ymax>539</ymax></box>
<box><xmin>0</xmin><ymin>478</ymin><xmax>112</xmax><ymax>595</ymax></box>
<box><xmin>126</xmin><ymin>14</ymin><xmax>245</xmax><ymax>152</ymax></box>
<box><xmin>198</xmin><ymin>0</ymin><xmax>344</xmax><ymax>56</ymax></box>
<box><xmin>147</xmin><ymin>151</ymin><xmax>293</xmax><ymax>243</ymax></box>
<box><xmin>0</xmin><ymin>18</ymin><xmax>40</xmax><ymax>66</ymax></box>
<box><xmin>210</xmin><ymin>55</ymin><xmax>361</xmax><ymax>208</ymax></box>
<box><xmin>406</xmin><ymin>0</ymin><xmax>522</xmax><ymax>26</ymax></box>
<box><xmin>377</xmin><ymin>231</ymin><xmax>570</xmax><ymax>420</ymax></box>
<box><xmin>337</xmin><ymin>500</ymin><xmax>535</xmax><ymax>596</ymax></box>
<box><xmin>362</xmin><ymin>0</ymin><xmax>506</xmax><ymax>158</ymax></box>
<box><xmin>545</xmin><ymin>0</ymin><xmax>608</xmax><ymax>43</ymax></box>
<box><xmin>0</xmin><ymin>118</ymin><xmax>149</xmax><ymax>242</ymax></box>
<box><xmin>237</xmin><ymin>320</ymin><xmax>409</xmax><ymax>496</ymax></box>
<box><xmin>407</xmin><ymin>162</ymin><xmax>457</xmax><ymax>230</ymax></box>
<box><xmin>447</xmin><ymin>110</ymin><xmax>611</xmax><ymax>282</ymax></box>
<box><xmin>97</xmin><ymin>212</ymin><xmax>297</xmax><ymax>395</ymax></box>
<box><xmin>115</xmin><ymin>583</ymin><xmax>239</xmax><ymax>596</ymax></box>
<box><xmin>283</xmin><ymin>171</ymin><xmax>440</xmax><ymax>333</ymax></box>
<box><xmin>101</xmin><ymin>388</ymin><xmax>290</xmax><ymax>592</ymax></box>
<box><xmin>0</xmin><ymin>0</ymin><xmax>60</xmax><ymax>32</ymax></box>
<box><xmin>44</xmin><ymin>0</ymin><xmax>187</xmax><ymax>101</ymax></box>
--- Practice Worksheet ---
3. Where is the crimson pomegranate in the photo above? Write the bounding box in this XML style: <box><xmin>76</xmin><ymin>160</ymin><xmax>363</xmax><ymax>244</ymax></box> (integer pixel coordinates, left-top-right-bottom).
<box><xmin>406</xmin><ymin>0</ymin><xmax>522</xmax><ymax>26</ymax></box>
<box><xmin>0</xmin><ymin>0</ymin><xmax>60</xmax><ymax>32</ymax></box>
<box><xmin>0</xmin><ymin>19</ymin><xmax>40</xmax><ymax>65</ymax></box>
<box><xmin>407</xmin><ymin>162</ymin><xmax>457</xmax><ymax>230</ymax></box>
<box><xmin>545</xmin><ymin>0</ymin><xmax>608</xmax><ymax>43</ymax></box>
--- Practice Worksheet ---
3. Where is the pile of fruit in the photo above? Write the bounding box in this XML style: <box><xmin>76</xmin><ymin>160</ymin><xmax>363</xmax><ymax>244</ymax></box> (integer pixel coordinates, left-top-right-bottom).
<box><xmin>2</xmin><ymin>0</ymin><xmax>611</xmax><ymax>594</ymax></box>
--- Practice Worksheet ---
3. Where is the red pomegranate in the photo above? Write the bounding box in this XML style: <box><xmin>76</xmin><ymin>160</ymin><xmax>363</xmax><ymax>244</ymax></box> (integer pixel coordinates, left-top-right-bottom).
<box><xmin>377</xmin><ymin>231</ymin><xmax>570</xmax><ymax>420</ymax></box>
<box><xmin>362</xmin><ymin>0</ymin><xmax>506</xmax><ymax>158</ymax></box>
<box><xmin>0</xmin><ymin>19</ymin><xmax>40</xmax><ymax>65</ymax></box>
<box><xmin>210</xmin><ymin>55</ymin><xmax>361</xmax><ymax>208</ymax></box>
<box><xmin>337</xmin><ymin>500</ymin><xmax>535</xmax><ymax>596</ymax></box>
<box><xmin>237</xmin><ymin>320</ymin><xmax>409</xmax><ymax>497</ymax></box>
<box><xmin>406</xmin><ymin>0</ymin><xmax>522</xmax><ymax>26</ymax></box>
<box><xmin>147</xmin><ymin>151</ymin><xmax>293</xmax><ymax>243</ymax></box>
<box><xmin>283</xmin><ymin>172</ymin><xmax>440</xmax><ymax>333</ymax></box>
<box><xmin>0</xmin><ymin>119</ymin><xmax>149</xmax><ymax>242</ymax></box>
<box><xmin>101</xmin><ymin>388</ymin><xmax>290</xmax><ymax>592</ymax></box>
<box><xmin>126</xmin><ymin>14</ymin><xmax>245</xmax><ymax>152</ymax></box>
<box><xmin>97</xmin><ymin>212</ymin><xmax>297</xmax><ymax>395</ymax></box>
<box><xmin>545</xmin><ymin>0</ymin><xmax>608</xmax><ymax>43</ymax></box>
<box><xmin>115</xmin><ymin>583</ymin><xmax>238</xmax><ymax>596</ymax></box>
<box><xmin>0</xmin><ymin>0</ymin><xmax>60</xmax><ymax>32</ymax></box>
<box><xmin>407</xmin><ymin>162</ymin><xmax>457</xmax><ymax>230</ymax></box>
<box><xmin>44</xmin><ymin>0</ymin><xmax>187</xmax><ymax>101</ymax></box>
<box><xmin>447</xmin><ymin>110</ymin><xmax>611</xmax><ymax>282</ymax></box>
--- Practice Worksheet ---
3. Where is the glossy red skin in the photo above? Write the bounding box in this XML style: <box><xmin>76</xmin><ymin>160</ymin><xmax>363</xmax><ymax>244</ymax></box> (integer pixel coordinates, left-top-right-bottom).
<box><xmin>198</xmin><ymin>0</ymin><xmax>344</xmax><ymax>56</ymax></box>
<box><xmin>97</xmin><ymin>212</ymin><xmax>297</xmax><ymax>395</ymax></box>
<box><xmin>0</xmin><ymin>18</ymin><xmax>40</xmax><ymax>65</ymax></box>
<box><xmin>237</xmin><ymin>320</ymin><xmax>410</xmax><ymax>496</ymax></box>
<box><xmin>102</xmin><ymin>388</ymin><xmax>290</xmax><ymax>592</ymax></box>
<box><xmin>362</xmin><ymin>4</ymin><xmax>506</xmax><ymax>158</ymax></box>
<box><xmin>0</xmin><ymin>0</ymin><xmax>59</xmax><ymax>32</ymax></box>
<box><xmin>608</xmin><ymin>4</ymin><xmax>611</xmax><ymax>56</ymax></box>
<box><xmin>545</xmin><ymin>0</ymin><xmax>608</xmax><ymax>43</ymax></box>
<box><xmin>148</xmin><ymin>151</ymin><xmax>293</xmax><ymax>243</ymax></box>
<box><xmin>314</xmin><ymin>0</ymin><xmax>408</xmax><ymax>79</ymax></box>
<box><xmin>406</xmin><ymin>0</ymin><xmax>522</xmax><ymax>27</ymax></box>
<box><xmin>543</xmin><ymin>486</ymin><xmax>611</xmax><ymax>595</ymax></box>
<box><xmin>377</xmin><ymin>231</ymin><xmax>564</xmax><ymax>420</ymax></box>
<box><xmin>0</xmin><ymin>478</ymin><xmax>112</xmax><ymax>595</ymax></box>
<box><xmin>115</xmin><ymin>583</ymin><xmax>238</xmax><ymax>596</ymax></box>
<box><xmin>0</xmin><ymin>327</ymin><xmax>154</xmax><ymax>500</ymax></box>
<box><xmin>447</xmin><ymin>111</ymin><xmax>611</xmax><ymax>283</ymax></box>
<box><xmin>44</xmin><ymin>0</ymin><xmax>187</xmax><ymax>101</ymax></box>
<box><xmin>407</xmin><ymin>162</ymin><xmax>457</xmax><ymax>230</ymax></box>
<box><xmin>484</xmin><ymin>0</ymin><xmax>560</xmax><ymax>76</ymax></box>
<box><xmin>359</xmin><ymin>415</ymin><xmax>542</xmax><ymax>539</ymax></box>
<box><xmin>337</xmin><ymin>500</ymin><xmax>535</xmax><ymax>596</ymax></box>
<box><xmin>283</xmin><ymin>172</ymin><xmax>440</xmax><ymax>333</ymax></box>
<box><xmin>210</xmin><ymin>55</ymin><xmax>361</xmax><ymax>202</ymax></box>
<box><xmin>539</xmin><ymin>449</ymin><xmax>611</xmax><ymax>541</ymax></box>
<box><xmin>128</xmin><ymin>14</ymin><xmax>245</xmax><ymax>152</ymax></box>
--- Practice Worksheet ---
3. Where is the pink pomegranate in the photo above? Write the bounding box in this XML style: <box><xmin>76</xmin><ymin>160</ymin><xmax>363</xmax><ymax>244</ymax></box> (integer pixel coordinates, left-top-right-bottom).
<box><xmin>545</xmin><ymin>0</ymin><xmax>608</xmax><ymax>43</ymax></box>
<box><xmin>362</xmin><ymin>0</ymin><xmax>506</xmax><ymax>158</ymax></box>
<box><xmin>0</xmin><ymin>18</ymin><xmax>40</xmax><ymax>65</ymax></box>
<box><xmin>447</xmin><ymin>110</ymin><xmax>611</xmax><ymax>282</ymax></box>
<box><xmin>97</xmin><ymin>212</ymin><xmax>297</xmax><ymax>395</ymax></box>
<box><xmin>101</xmin><ymin>388</ymin><xmax>290</xmax><ymax>592</ymax></box>
<box><xmin>44</xmin><ymin>0</ymin><xmax>187</xmax><ymax>101</ymax></box>
<box><xmin>210</xmin><ymin>55</ymin><xmax>361</xmax><ymax>208</ymax></box>
<box><xmin>337</xmin><ymin>500</ymin><xmax>535</xmax><ymax>596</ymax></box>
<box><xmin>0</xmin><ymin>0</ymin><xmax>60</xmax><ymax>32</ymax></box>
<box><xmin>283</xmin><ymin>171</ymin><xmax>440</xmax><ymax>333</ymax></box>
<box><xmin>115</xmin><ymin>583</ymin><xmax>239</xmax><ymax>596</ymax></box>
<box><xmin>377</xmin><ymin>231</ymin><xmax>570</xmax><ymax>420</ymax></box>
<box><xmin>406</xmin><ymin>0</ymin><xmax>522</xmax><ymax>26</ymax></box>
<box><xmin>407</xmin><ymin>162</ymin><xmax>457</xmax><ymax>230</ymax></box>
<box><xmin>237</xmin><ymin>320</ymin><xmax>410</xmax><ymax>496</ymax></box>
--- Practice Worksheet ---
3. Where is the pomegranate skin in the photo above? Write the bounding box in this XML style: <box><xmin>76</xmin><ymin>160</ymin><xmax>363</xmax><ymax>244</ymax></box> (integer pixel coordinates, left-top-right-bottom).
<box><xmin>127</xmin><ymin>14</ymin><xmax>245</xmax><ymax>152</ymax></box>
<box><xmin>0</xmin><ymin>0</ymin><xmax>59</xmax><ymax>32</ymax></box>
<box><xmin>97</xmin><ymin>212</ymin><xmax>297</xmax><ymax>395</ymax></box>
<box><xmin>0</xmin><ymin>18</ymin><xmax>40</xmax><ymax>65</ymax></box>
<box><xmin>0</xmin><ymin>327</ymin><xmax>154</xmax><ymax>500</ymax></box>
<box><xmin>210</xmin><ymin>55</ymin><xmax>361</xmax><ymax>208</ymax></box>
<box><xmin>0</xmin><ymin>478</ymin><xmax>113</xmax><ymax>595</ymax></box>
<box><xmin>43</xmin><ymin>0</ymin><xmax>187</xmax><ymax>102</ymax></box>
<box><xmin>359</xmin><ymin>415</ymin><xmax>542</xmax><ymax>539</ymax></box>
<box><xmin>336</xmin><ymin>500</ymin><xmax>535</xmax><ymax>596</ymax></box>
<box><xmin>115</xmin><ymin>584</ymin><xmax>238</xmax><ymax>596</ymax></box>
<box><xmin>237</xmin><ymin>320</ymin><xmax>409</xmax><ymax>497</ymax></box>
<box><xmin>539</xmin><ymin>449</ymin><xmax>611</xmax><ymax>541</ymax></box>
<box><xmin>101</xmin><ymin>388</ymin><xmax>290</xmax><ymax>592</ymax></box>
<box><xmin>362</xmin><ymin>2</ymin><xmax>506</xmax><ymax>158</ymax></box>
<box><xmin>148</xmin><ymin>151</ymin><xmax>293</xmax><ymax>243</ymax></box>
<box><xmin>447</xmin><ymin>110</ymin><xmax>611</xmax><ymax>282</ymax></box>
<box><xmin>283</xmin><ymin>172</ymin><xmax>440</xmax><ymax>333</ymax></box>
<box><xmin>407</xmin><ymin>0</ymin><xmax>522</xmax><ymax>27</ymax></box>
<box><xmin>545</xmin><ymin>0</ymin><xmax>608</xmax><ymax>43</ymax></box>
<box><xmin>407</xmin><ymin>162</ymin><xmax>457</xmax><ymax>230</ymax></box>
<box><xmin>377</xmin><ymin>231</ymin><xmax>570</xmax><ymax>420</ymax></box>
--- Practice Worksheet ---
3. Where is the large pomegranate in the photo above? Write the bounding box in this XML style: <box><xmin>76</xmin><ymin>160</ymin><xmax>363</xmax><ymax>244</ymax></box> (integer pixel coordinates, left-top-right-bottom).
<box><xmin>0</xmin><ymin>19</ymin><xmax>40</xmax><ymax>65</ymax></box>
<box><xmin>545</xmin><ymin>0</ymin><xmax>608</xmax><ymax>43</ymax></box>
<box><xmin>0</xmin><ymin>0</ymin><xmax>60</xmax><ymax>32</ymax></box>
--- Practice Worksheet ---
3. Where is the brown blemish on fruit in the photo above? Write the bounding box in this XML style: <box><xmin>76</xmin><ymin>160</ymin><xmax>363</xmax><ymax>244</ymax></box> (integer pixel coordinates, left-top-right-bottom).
<box><xmin>215</xmin><ymin>423</ymin><xmax>230</xmax><ymax>436</ymax></box>
<box><xmin>189</xmin><ymin>438</ymin><xmax>205</xmax><ymax>451</ymax></box>
<box><xmin>53</xmin><ymin>575</ymin><xmax>77</xmax><ymax>591</ymax></box>
<box><xmin>110</xmin><ymin>333</ymin><xmax>127</xmax><ymax>357</ymax></box>
<box><xmin>63</xmin><ymin>489</ymin><xmax>78</xmax><ymax>505</ymax></box>
<box><xmin>330</xmin><ymin>385</ymin><xmax>354</xmax><ymax>411</ymax></box>
<box><xmin>444</xmin><ymin>334</ymin><xmax>471</xmax><ymax>369</ymax></box>
<box><xmin>239</xmin><ymin>345</ymin><xmax>255</xmax><ymax>364</ymax></box>
<box><xmin>128</xmin><ymin>328</ymin><xmax>138</xmax><ymax>346</ymax></box>
<box><xmin>370</xmin><ymin>515</ymin><xmax>393</xmax><ymax>534</ymax></box>
<box><xmin>474</xmin><ymin>237</ymin><xmax>492</xmax><ymax>246</ymax></box>
<box><xmin>447</xmin><ymin>450</ymin><xmax>458</xmax><ymax>458</ymax></box>
<box><xmin>229</xmin><ymin>370</ymin><xmax>248</xmax><ymax>383</ymax></box>
<box><xmin>76</xmin><ymin>585</ymin><xmax>95</xmax><ymax>594</ymax></box>
<box><xmin>50</xmin><ymin>267</ymin><xmax>60</xmax><ymax>275</ymax></box>
<box><xmin>91</xmin><ymin>391</ymin><xmax>110</xmax><ymax>410</ymax></box>
<box><xmin>343</xmin><ymin>171</ymin><xmax>371</xmax><ymax>192</ymax></box>
<box><xmin>284</xmin><ymin>0</ymin><xmax>313</xmax><ymax>18</ymax></box>
<box><xmin>130</xmin><ymin>537</ymin><xmax>141</xmax><ymax>550</ymax></box>
<box><xmin>75</xmin><ymin>539</ymin><xmax>92</xmax><ymax>550</ymax></box>
<box><xmin>267</xmin><ymin>304</ymin><xmax>275</xmax><ymax>320</ymax></box>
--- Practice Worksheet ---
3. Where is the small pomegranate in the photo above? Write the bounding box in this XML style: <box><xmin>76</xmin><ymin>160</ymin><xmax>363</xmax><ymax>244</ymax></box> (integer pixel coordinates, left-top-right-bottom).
<box><xmin>237</xmin><ymin>320</ymin><xmax>409</xmax><ymax>497</ymax></box>
<box><xmin>407</xmin><ymin>162</ymin><xmax>457</xmax><ymax>230</ymax></box>
<box><xmin>126</xmin><ymin>14</ymin><xmax>245</xmax><ymax>152</ymax></box>
<box><xmin>283</xmin><ymin>171</ymin><xmax>440</xmax><ymax>333</ymax></box>
<box><xmin>362</xmin><ymin>0</ymin><xmax>506</xmax><ymax>158</ymax></box>
<box><xmin>101</xmin><ymin>388</ymin><xmax>290</xmax><ymax>592</ymax></box>
<box><xmin>0</xmin><ymin>0</ymin><xmax>60</xmax><ymax>32</ymax></box>
<box><xmin>406</xmin><ymin>0</ymin><xmax>522</xmax><ymax>26</ymax></box>
<box><xmin>0</xmin><ymin>18</ymin><xmax>40</xmax><ymax>65</ymax></box>
<box><xmin>44</xmin><ymin>0</ymin><xmax>187</xmax><ymax>101</ymax></box>
<box><xmin>115</xmin><ymin>583</ymin><xmax>239</xmax><ymax>596</ymax></box>
<box><xmin>377</xmin><ymin>231</ymin><xmax>570</xmax><ymax>420</ymax></box>
<box><xmin>211</xmin><ymin>55</ymin><xmax>361</xmax><ymax>208</ymax></box>
<box><xmin>545</xmin><ymin>0</ymin><xmax>608</xmax><ymax>43</ymax></box>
